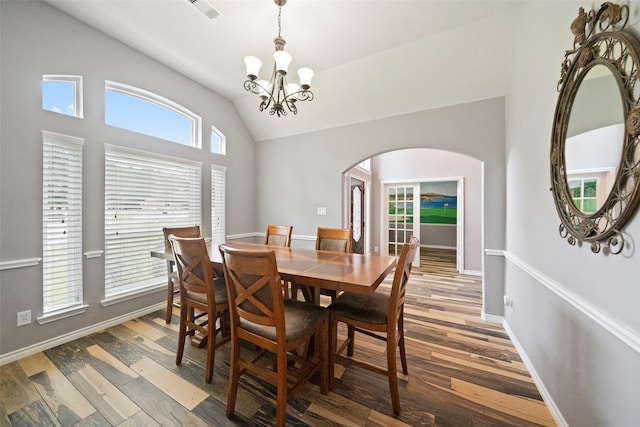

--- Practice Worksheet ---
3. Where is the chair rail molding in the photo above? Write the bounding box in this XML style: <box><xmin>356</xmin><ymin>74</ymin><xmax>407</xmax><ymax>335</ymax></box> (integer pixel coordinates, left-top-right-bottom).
<box><xmin>486</xmin><ymin>248</ymin><xmax>640</xmax><ymax>354</ymax></box>
<box><xmin>0</xmin><ymin>257</ymin><xmax>42</xmax><ymax>270</ymax></box>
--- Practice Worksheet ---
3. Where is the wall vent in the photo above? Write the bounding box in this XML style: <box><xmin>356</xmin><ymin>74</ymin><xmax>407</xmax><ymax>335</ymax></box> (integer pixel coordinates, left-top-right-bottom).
<box><xmin>188</xmin><ymin>0</ymin><xmax>220</xmax><ymax>20</ymax></box>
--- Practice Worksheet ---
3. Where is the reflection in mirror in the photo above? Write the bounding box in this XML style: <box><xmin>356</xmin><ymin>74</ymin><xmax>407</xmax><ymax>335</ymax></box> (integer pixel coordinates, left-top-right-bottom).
<box><xmin>565</xmin><ymin>67</ymin><xmax>623</xmax><ymax>213</ymax></box>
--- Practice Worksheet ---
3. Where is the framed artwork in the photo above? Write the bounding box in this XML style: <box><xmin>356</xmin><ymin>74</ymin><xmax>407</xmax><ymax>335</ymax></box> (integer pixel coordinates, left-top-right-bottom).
<box><xmin>420</xmin><ymin>181</ymin><xmax>457</xmax><ymax>225</ymax></box>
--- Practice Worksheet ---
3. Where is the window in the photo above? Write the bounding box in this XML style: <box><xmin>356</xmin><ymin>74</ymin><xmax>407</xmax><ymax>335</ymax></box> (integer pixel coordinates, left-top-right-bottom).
<box><xmin>104</xmin><ymin>145</ymin><xmax>201</xmax><ymax>300</ymax></box>
<box><xmin>105</xmin><ymin>81</ymin><xmax>201</xmax><ymax>148</ymax></box>
<box><xmin>569</xmin><ymin>177</ymin><xmax>598</xmax><ymax>213</ymax></box>
<box><xmin>211</xmin><ymin>125</ymin><xmax>226</xmax><ymax>155</ymax></box>
<box><xmin>42</xmin><ymin>131</ymin><xmax>85</xmax><ymax>317</ymax></box>
<box><xmin>42</xmin><ymin>75</ymin><xmax>83</xmax><ymax>118</ymax></box>
<box><xmin>357</xmin><ymin>159</ymin><xmax>371</xmax><ymax>171</ymax></box>
<box><xmin>211</xmin><ymin>165</ymin><xmax>226</xmax><ymax>243</ymax></box>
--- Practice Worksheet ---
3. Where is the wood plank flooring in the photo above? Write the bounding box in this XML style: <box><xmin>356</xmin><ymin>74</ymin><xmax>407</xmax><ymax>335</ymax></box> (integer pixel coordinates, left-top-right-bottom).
<box><xmin>0</xmin><ymin>248</ymin><xmax>556</xmax><ymax>426</ymax></box>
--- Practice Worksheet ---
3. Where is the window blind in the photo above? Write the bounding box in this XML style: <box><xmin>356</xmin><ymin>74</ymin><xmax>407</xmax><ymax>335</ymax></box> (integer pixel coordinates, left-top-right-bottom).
<box><xmin>104</xmin><ymin>145</ymin><xmax>201</xmax><ymax>296</ymax></box>
<box><xmin>211</xmin><ymin>165</ymin><xmax>226</xmax><ymax>244</ymax></box>
<box><xmin>42</xmin><ymin>131</ymin><xmax>84</xmax><ymax>314</ymax></box>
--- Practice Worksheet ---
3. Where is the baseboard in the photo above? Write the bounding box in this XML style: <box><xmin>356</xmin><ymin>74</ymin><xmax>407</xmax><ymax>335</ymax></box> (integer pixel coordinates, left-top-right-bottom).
<box><xmin>0</xmin><ymin>302</ymin><xmax>165</xmax><ymax>366</ymax></box>
<box><xmin>464</xmin><ymin>269</ymin><xmax>482</xmax><ymax>276</ymax></box>
<box><xmin>502</xmin><ymin>319</ymin><xmax>569</xmax><ymax>427</ymax></box>
<box><xmin>481</xmin><ymin>312</ymin><xmax>502</xmax><ymax>324</ymax></box>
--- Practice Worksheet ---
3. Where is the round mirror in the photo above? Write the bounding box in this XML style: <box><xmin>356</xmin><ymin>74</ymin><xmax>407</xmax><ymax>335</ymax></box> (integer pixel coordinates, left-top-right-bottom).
<box><xmin>550</xmin><ymin>3</ymin><xmax>640</xmax><ymax>254</ymax></box>
<box><xmin>564</xmin><ymin>66</ymin><xmax>624</xmax><ymax>214</ymax></box>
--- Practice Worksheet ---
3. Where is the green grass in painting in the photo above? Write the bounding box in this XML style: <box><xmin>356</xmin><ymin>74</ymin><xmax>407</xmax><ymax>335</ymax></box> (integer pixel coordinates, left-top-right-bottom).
<box><xmin>421</xmin><ymin>207</ymin><xmax>457</xmax><ymax>224</ymax></box>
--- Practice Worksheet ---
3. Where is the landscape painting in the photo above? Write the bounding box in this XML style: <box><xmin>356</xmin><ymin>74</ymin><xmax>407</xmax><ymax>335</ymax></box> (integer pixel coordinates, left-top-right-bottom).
<box><xmin>420</xmin><ymin>181</ymin><xmax>457</xmax><ymax>224</ymax></box>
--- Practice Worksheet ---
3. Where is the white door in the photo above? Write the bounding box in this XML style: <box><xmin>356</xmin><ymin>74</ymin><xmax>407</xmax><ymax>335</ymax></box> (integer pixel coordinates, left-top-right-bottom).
<box><xmin>384</xmin><ymin>183</ymin><xmax>420</xmax><ymax>267</ymax></box>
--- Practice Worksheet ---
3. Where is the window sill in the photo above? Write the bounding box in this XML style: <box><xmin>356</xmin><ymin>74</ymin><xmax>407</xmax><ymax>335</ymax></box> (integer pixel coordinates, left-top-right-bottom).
<box><xmin>101</xmin><ymin>282</ymin><xmax>165</xmax><ymax>307</ymax></box>
<box><xmin>37</xmin><ymin>304</ymin><xmax>90</xmax><ymax>325</ymax></box>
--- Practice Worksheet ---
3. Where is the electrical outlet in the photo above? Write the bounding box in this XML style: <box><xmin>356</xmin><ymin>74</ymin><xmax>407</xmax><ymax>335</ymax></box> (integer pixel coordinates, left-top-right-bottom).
<box><xmin>503</xmin><ymin>295</ymin><xmax>513</xmax><ymax>310</ymax></box>
<box><xmin>17</xmin><ymin>310</ymin><xmax>31</xmax><ymax>327</ymax></box>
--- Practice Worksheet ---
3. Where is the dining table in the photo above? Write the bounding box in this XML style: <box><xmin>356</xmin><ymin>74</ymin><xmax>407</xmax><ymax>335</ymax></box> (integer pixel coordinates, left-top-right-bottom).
<box><xmin>152</xmin><ymin>240</ymin><xmax>397</xmax><ymax>351</ymax></box>
<box><xmin>151</xmin><ymin>241</ymin><xmax>398</xmax><ymax>305</ymax></box>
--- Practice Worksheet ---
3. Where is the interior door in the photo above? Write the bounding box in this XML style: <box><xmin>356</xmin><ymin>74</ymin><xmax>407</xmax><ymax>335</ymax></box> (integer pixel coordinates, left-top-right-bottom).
<box><xmin>350</xmin><ymin>177</ymin><xmax>365</xmax><ymax>254</ymax></box>
<box><xmin>385</xmin><ymin>183</ymin><xmax>420</xmax><ymax>267</ymax></box>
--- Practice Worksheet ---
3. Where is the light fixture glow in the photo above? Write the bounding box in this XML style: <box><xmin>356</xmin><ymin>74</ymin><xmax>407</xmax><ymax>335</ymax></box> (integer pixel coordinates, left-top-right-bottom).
<box><xmin>243</xmin><ymin>0</ymin><xmax>314</xmax><ymax>117</ymax></box>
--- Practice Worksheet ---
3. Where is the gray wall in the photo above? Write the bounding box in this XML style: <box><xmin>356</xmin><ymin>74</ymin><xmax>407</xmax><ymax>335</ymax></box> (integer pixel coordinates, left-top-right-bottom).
<box><xmin>0</xmin><ymin>1</ymin><xmax>256</xmax><ymax>356</ymax></box>
<box><xmin>371</xmin><ymin>149</ymin><xmax>482</xmax><ymax>273</ymax></box>
<box><xmin>255</xmin><ymin>98</ymin><xmax>505</xmax><ymax>314</ymax></box>
<box><xmin>505</xmin><ymin>2</ymin><xmax>640</xmax><ymax>425</ymax></box>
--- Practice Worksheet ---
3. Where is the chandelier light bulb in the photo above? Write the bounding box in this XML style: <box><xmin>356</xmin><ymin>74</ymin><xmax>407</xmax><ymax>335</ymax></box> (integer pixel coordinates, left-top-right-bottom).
<box><xmin>273</xmin><ymin>50</ymin><xmax>292</xmax><ymax>74</ymax></box>
<box><xmin>244</xmin><ymin>56</ymin><xmax>262</xmax><ymax>80</ymax></box>
<box><xmin>297</xmin><ymin>67</ymin><xmax>314</xmax><ymax>89</ymax></box>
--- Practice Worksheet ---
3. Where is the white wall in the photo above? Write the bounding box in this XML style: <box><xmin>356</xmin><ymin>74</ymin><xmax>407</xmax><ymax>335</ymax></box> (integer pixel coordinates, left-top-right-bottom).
<box><xmin>505</xmin><ymin>2</ymin><xmax>640</xmax><ymax>425</ymax></box>
<box><xmin>0</xmin><ymin>1</ymin><xmax>256</xmax><ymax>356</ymax></box>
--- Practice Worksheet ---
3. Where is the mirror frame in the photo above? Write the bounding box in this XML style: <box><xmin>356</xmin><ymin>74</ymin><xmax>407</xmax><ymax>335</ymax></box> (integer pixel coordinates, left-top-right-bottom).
<box><xmin>551</xmin><ymin>2</ymin><xmax>640</xmax><ymax>254</ymax></box>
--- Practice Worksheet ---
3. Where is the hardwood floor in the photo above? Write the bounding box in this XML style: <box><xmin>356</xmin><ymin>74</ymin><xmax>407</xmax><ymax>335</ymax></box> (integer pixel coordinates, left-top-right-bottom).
<box><xmin>0</xmin><ymin>248</ymin><xmax>555</xmax><ymax>426</ymax></box>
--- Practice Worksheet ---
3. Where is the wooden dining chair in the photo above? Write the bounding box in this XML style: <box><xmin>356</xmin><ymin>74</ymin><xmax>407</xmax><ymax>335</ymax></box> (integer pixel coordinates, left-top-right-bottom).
<box><xmin>316</xmin><ymin>226</ymin><xmax>352</xmax><ymax>253</ymax></box>
<box><xmin>264</xmin><ymin>224</ymin><xmax>294</xmax><ymax>297</ymax></box>
<box><xmin>219</xmin><ymin>244</ymin><xmax>329</xmax><ymax>427</ymax></box>
<box><xmin>295</xmin><ymin>227</ymin><xmax>353</xmax><ymax>303</ymax></box>
<box><xmin>162</xmin><ymin>225</ymin><xmax>201</xmax><ymax>323</ymax></box>
<box><xmin>169</xmin><ymin>235</ymin><xmax>230</xmax><ymax>383</ymax></box>
<box><xmin>263</xmin><ymin>224</ymin><xmax>293</xmax><ymax>247</ymax></box>
<box><xmin>328</xmin><ymin>236</ymin><xmax>419</xmax><ymax>415</ymax></box>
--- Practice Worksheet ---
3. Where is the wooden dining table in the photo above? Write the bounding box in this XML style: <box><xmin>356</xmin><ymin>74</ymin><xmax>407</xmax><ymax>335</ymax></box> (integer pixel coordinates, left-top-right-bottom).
<box><xmin>152</xmin><ymin>241</ymin><xmax>398</xmax><ymax>305</ymax></box>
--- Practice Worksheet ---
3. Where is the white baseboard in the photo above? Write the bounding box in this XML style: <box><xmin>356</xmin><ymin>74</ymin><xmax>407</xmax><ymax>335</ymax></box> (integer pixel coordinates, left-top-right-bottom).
<box><xmin>502</xmin><ymin>319</ymin><xmax>569</xmax><ymax>427</ymax></box>
<box><xmin>0</xmin><ymin>303</ymin><xmax>165</xmax><ymax>366</ymax></box>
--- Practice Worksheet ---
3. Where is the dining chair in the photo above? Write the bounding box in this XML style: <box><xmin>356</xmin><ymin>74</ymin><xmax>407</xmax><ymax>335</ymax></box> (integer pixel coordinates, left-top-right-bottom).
<box><xmin>328</xmin><ymin>236</ymin><xmax>419</xmax><ymax>415</ymax></box>
<box><xmin>162</xmin><ymin>225</ymin><xmax>201</xmax><ymax>323</ymax></box>
<box><xmin>169</xmin><ymin>235</ymin><xmax>230</xmax><ymax>383</ymax></box>
<box><xmin>316</xmin><ymin>226</ymin><xmax>352</xmax><ymax>253</ymax></box>
<box><xmin>219</xmin><ymin>244</ymin><xmax>329</xmax><ymax>427</ymax></box>
<box><xmin>294</xmin><ymin>227</ymin><xmax>353</xmax><ymax>304</ymax></box>
<box><xmin>263</xmin><ymin>224</ymin><xmax>293</xmax><ymax>247</ymax></box>
<box><xmin>264</xmin><ymin>224</ymin><xmax>294</xmax><ymax>297</ymax></box>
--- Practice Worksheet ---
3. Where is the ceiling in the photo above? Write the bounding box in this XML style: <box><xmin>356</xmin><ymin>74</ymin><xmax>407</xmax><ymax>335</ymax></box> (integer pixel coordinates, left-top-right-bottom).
<box><xmin>43</xmin><ymin>0</ymin><xmax>521</xmax><ymax>141</ymax></box>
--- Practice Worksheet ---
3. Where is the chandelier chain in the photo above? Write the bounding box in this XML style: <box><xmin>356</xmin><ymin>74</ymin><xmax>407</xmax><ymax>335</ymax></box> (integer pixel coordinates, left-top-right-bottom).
<box><xmin>277</xmin><ymin>5</ymin><xmax>282</xmax><ymax>38</ymax></box>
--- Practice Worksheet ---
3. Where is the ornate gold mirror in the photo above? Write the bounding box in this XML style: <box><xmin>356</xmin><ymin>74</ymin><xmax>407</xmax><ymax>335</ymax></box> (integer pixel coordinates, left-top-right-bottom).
<box><xmin>551</xmin><ymin>2</ymin><xmax>640</xmax><ymax>254</ymax></box>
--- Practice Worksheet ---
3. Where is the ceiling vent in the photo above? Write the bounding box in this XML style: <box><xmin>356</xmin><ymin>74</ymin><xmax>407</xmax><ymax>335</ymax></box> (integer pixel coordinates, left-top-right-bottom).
<box><xmin>188</xmin><ymin>0</ymin><xmax>220</xmax><ymax>20</ymax></box>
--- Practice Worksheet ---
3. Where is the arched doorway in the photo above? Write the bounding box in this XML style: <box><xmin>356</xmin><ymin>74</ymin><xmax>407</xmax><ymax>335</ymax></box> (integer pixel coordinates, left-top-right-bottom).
<box><xmin>342</xmin><ymin>148</ymin><xmax>483</xmax><ymax>276</ymax></box>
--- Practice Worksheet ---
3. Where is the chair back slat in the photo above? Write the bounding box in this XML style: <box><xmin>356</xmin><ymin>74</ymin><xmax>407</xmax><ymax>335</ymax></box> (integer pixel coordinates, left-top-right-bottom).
<box><xmin>389</xmin><ymin>237</ymin><xmax>420</xmax><ymax>323</ymax></box>
<box><xmin>264</xmin><ymin>225</ymin><xmax>293</xmax><ymax>247</ymax></box>
<box><xmin>316</xmin><ymin>227</ymin><xmax>352</xmax><ymax>253</ymax></box>
<box><xmin>169</xmin><ymin>236</ymin><xmax>215</xmax><ymax>305</ymax></box>
<box><xmin>220</xmin><ymin>245</ymin><xmax>285</xmax><ymax>331</ymax></box>
<box><xmin>163</xmin><ymin>225</ymin><xmax>201</xmax><ymax>252</ymax></box>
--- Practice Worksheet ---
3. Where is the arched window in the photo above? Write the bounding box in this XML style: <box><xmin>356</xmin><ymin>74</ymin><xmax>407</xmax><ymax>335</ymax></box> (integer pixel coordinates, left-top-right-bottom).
<box><xmin>105</xmin><ymin>81</ymin><xmax>201</xmax><ymax>147</ymax></box>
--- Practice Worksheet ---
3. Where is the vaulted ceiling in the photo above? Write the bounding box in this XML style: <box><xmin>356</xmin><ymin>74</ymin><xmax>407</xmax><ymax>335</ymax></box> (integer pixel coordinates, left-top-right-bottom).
<box><xmin>43</xmin><ymin>0</ymin><xmax>521</xmax><ymax>141</ymax></box>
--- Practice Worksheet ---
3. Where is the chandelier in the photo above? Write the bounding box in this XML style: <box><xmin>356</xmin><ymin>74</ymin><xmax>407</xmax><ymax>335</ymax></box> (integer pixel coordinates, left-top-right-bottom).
<box><xmin>243</xmin><ymin>0</ymin><xmax>314</xmax><ymax>117</ymax></box>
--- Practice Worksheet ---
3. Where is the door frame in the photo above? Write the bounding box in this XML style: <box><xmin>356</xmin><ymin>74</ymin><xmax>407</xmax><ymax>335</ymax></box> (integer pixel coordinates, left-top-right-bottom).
<box><xmin>342</xmin><ymin>168</ymin><xmax>371</xmax><ymax>254</ymax></box>
<box><xmin>380</xmin><ymin>176</ymin><xmax>465</xmax><ymax>273</ymax></box>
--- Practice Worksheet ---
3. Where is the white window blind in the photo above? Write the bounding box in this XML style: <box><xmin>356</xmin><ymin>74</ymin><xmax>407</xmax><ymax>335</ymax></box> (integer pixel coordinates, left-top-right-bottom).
<box><xmin>211</xmin><ymin>165</ymin><xmax>226</xmax><ymax>243</ymax></box>
<box><xmin>42</xmin><ymin>131</ymin><xmax>84</xmax><ymax>314</ymax></box>
<box><xmin>104</xmin><ymin>145</ymin><xmax>201</xmax><ymax>296</ymax></box>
